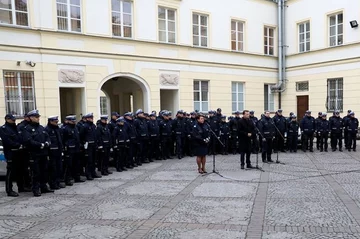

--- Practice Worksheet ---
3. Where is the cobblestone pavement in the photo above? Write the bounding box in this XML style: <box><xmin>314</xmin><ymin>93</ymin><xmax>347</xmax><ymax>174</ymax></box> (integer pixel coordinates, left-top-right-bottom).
<box><xmin>2</xmin><ymin>151</ymin><xmax>360</xmax><ymax>238</ymax></box>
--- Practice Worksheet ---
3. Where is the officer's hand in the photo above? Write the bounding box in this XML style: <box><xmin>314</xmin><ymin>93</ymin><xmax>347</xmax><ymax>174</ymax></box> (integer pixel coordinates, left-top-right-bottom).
<box><xmin>262</xmin><ymin>138</ymin><xmax>266</xmax><ymax>142</ymax></box>
<box><xmin>19</xmin><ymin>145</ymin><xmax>23</xmax><ymax>149</ymax></box>
<box><xmin>40</xmin><ymin>143</ymin><xmax>44</xmax><ymax>149</ymax></box>
<box><xmin>126</xmin><ymin>140</ymin><xmax>130</xmax><ymax>143</ymax></box>
<box><xmin>113</xmin><ymin>146</ymin><xmax>118</xmax><ymax>149</ymax></box>
<box><xmin>247</xmin><ymin>133</ymin><xmax>252</xmax><ymax>137</ymax></box>
<box><xmin>110</xmin><ymin>148</ymin><xmax>113</xmax><ymax>152</ymax></box>
<box><xmin>61</xmin><ymin>152</ymin><xmax>64</xmax><ymax>156</ymax></box>
<box><xmin>98</xmin><ymin>146</ymin><xmax>103</xmax><ymax>149</ymax></box>
<box><xmin>44</xmin><ymin>142</ymin><xmax>49</xmax><ymax>147</ymax></box>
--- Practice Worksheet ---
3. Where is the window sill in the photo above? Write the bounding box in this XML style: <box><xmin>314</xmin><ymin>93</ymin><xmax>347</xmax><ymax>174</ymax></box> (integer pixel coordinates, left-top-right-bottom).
<box><xmin>112</xmin><ymin>35</ymin><xmax>134</xmax><ymax>40</ymax></box>
<box><xmin>0</xmin><ymin>24</ymin><xmax>30</xmax><ymax>30</ymax></box>
<box><xmin>192</xmin><ymin>45</ymin><xmax>209</xmax><ymax>49</ymax></box>
<box><xmin>231</xmin><ymin>50</ymin><xmax>245</xmax><ymax>53</ymax></box>
<box><xmin>57</xmin><ymin>30</ymin><xmax>83</xmax><ymax>35</ymax></box>
<box><xmin>158</xmin><ymin>41</ymin><xmax>177</xmax><ymax>45</ymax></box>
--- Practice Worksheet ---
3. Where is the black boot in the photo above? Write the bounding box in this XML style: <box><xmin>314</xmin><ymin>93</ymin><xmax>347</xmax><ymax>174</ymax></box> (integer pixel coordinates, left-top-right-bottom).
<box><xmin>7</xmin><ymin>191</ymin><xmax>19</xmax><ymax>197</ymax></box>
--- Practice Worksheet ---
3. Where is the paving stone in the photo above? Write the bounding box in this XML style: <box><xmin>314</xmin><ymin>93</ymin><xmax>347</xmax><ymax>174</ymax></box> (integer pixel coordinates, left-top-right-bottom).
<box><xmin>0</xmin><ymin>219</ymin><xmax>39</xmax><ymax>239</ymax></box>
<box><xmin>262</xmin><ymin>231</ymin><xmax>360</xmax><ymax>239</ymax></box>
<box><xmin>96</xmin><ymin>170</ymin><xmax>145</xmax><ymax>181</ymax></box>
<box><xmin>191</xmin><ymin>182</ymin><xmax>257</xmax><ymax>198</ymax></box>
<box><xmin>119</xmin><ymin>181</ymin><xmax>190</xmax><ymax>197</ymax></box>
<box><xmin>54</xmin><ymin>180</ymin><xmax>126</xmax><ymax>195</ymax></box>
<box><xmin>148</xmin><ymin>171</ymin><xmax>199</xmax><ymax>181</ymax></box>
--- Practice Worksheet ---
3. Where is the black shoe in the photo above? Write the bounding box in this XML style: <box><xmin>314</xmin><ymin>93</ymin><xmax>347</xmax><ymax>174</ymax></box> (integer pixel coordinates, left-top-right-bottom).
<box><xmin>325</xmin><ymin>149</ymin><xmax>328</xmax><ymax>152</ymax></box>
<box><xmin>262</xmin><ymin>159</ymin><xmax>267</xmax><ymax>163</ymax></box>
<box><xmin>92</xmin><ymin>174</ymin><xmax>102</xmax><ymax>178</ymax></box>
<box><xmin>354</xmin><ymin>149</ymin><xmax>357</xmax><ymax>152</ymax></box>
<box><xmin>294</xmin><ymin>150</ymin><xmax>297</xmax><ymax>153</ymax></box>
<box><xmin>332</xmin><ymin>149</ymin><xmax>336</xmax><ymax>152</ymax></box>
<box><xmin>50</xmin><ymin>185</ymin><xmax>61</xmax><ymax>190</ymax></box>
<box><xmin>320</xmin><ymin>149</ymin><xmax>323</xmax><ymax>152</ymax></box>
<box><xmin>126</xmin><ymin>165</ymin><xmax>133</xmax><ymax>169</ymax></box>
<box><xmin>106</xmin><ymin>170</ymin><xmax>113</xmax><ymax>174</ymax></box>
<box><xmin>290</xmin><ymin>150</ymin><xmax>293</xmax><ymax>153</ymax></box>
<box><xmin>122</xmin><ymin>167</ymin><xmax>128</xmax><ymax>171</ymax></box>
<box><xmin>241</xmin><ymin>165</ymin><xmax>245</xmax><ymax>170</ymax></box>
<box><xmin>7</xmin><ymin>191</ymin><xmax>19</xmax><ymax>197</ymax></box>
<box><xmin>33</xmin><ymin>190</ymin><xmax>41</xmax><ymax>197</ymax></box>
<box><xmin>143</xmin><ymin>159</ymin><xmax>150</xmax><ymax>163</ymax></box>
<box><xmin>310</xmin><ymin>149</ymin><xmax>314</xmax><ymax>152</ymax></box>
<box><xmin>339</xmin><ymin>149</ymin><xmax>343</xmax><ymax>152</ymax></box>
<box><xmin>75</xmin><ymin>178</ymin><xmax>86</xmax><ymax>183</ymax></box>
<box><xmin>116</xmin><ymin>168</ymin><xmax>123</xmax><ymax>172</ymax></box>
<box><xmin>247</xmin><ymin>165</ymin><xmax>255</xmax><ymax>169</ymax></box>
<box><xmin>65</xmin><ymin>181</ymin><xmax>73</xmax><ymax>186</ymax></box>
<box><xmin>132</xmin><ymin>163</ymin><xmax>138</xmax><ymax>167</ymax></box>
<box><xmin>268</xmin><ymin>159</ymin><xmax>274</xmax><ymax>163</ymax></box>
<box><xmin>41</xmin><ymin>187</ymin><xmax>54</xmax><ymax>193</ymax></box>
<box><xmin>101</xmin><ymin>171</ymin><xmax>109</xmax><ymax>176</ymax></box>
<box><xmin>149</xmin><ymin>159</ymin><xmax>154</xmax><ymax>162</ymax></box>
<box><xmin>349</xmin><ymin>149</ymin><xmax>351</xmax><ymax>152</ymax></box>
<box><xmin>58</xmin><ymin>182</ymin><xmax>66</xmax><ymax>188</ymax></box>
<box><xmin>18</xmin><ymin>187</ymin><xmax>32</xmax><ymax>193</ymax></box>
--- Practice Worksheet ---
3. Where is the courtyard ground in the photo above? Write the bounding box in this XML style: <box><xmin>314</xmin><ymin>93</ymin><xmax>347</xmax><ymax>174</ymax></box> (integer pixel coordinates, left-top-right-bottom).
<box><xmin>1</xmin><ymin>151</ymin><xmax>360</xmax><ymax>239</ymax></box>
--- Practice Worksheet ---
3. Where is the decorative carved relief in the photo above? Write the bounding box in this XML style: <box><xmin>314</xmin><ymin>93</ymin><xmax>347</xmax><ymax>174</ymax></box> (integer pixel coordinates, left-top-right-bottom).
<box><xmin>58</xmin><ymin>69</ymin><xmax>85</xmax><ymax>84</ymax></box>
<box><xmin>159</xmin><ymin>74</ymin><xmax>179</xmax><ymax>86</ymax></box>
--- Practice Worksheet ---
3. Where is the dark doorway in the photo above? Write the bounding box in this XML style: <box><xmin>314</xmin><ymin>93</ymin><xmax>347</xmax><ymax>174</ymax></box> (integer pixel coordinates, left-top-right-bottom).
<box><xmin>297</xmin><ymin>95</ymin><xmax>309</xmax><ymax>121</ymax></box>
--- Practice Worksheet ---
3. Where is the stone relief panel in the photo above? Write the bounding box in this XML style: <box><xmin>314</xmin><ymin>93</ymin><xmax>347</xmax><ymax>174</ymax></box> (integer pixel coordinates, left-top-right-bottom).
<box><xmin>58</xmin><ymin>69</ymin><xmax>85</xmax><ymax>84</ymax></box>
<box><xmin>159</xmin><ymin>73</ymin><xmax>179</xmax><ymax>86</ymax></box>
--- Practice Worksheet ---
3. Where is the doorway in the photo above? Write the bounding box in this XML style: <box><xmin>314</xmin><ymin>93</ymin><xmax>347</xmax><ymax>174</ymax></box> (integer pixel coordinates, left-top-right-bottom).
<box><xmin>160</xmin><ymin>89</ymin><xmax>179</xmax><ymax>114</ymax></box>
<box><xmin>297</xmin><ymin>95</ymin><xmax>309</xmax><ymax>121</ymax></box>
<box><xmin>59</xmin><ymin>87</ymin><xmax>85</xmax><ymax>122</ymax></box>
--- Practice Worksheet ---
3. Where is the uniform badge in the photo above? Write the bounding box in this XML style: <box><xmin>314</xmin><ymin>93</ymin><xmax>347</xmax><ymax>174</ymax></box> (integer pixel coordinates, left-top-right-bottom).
<box><xmin>32</xmin><ymin>129</ymin><xmax>35</xmax><ymax>132</ymax></box>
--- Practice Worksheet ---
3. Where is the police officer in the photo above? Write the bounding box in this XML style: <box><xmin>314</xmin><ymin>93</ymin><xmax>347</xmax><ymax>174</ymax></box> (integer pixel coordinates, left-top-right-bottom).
<box><xmin>229</xmin><ymin>111</ymin><xmax>240</xmax><ymax>154</ymax></box>
<box><xmin>108</xmin><ymin>112</ymin><xmax>119</xmax><ymax>134</ymax></box>
<box><xmin>62</xmin><ymin>115</ymin><xmax>84</xmax><ymax>183</ymax></box>
<box><xmin>159</xmin><ymin>111</ymin><xmax>172</xmax><ymax>160</ymax></box>
<box><xmin>16</xmin><ymin>113</ymin><xmax>31</xmax><ymax>189</ymax></box>
<box><xmin>0</xmin><ymin>114</ymin><xmax>29</xmax><ymax>197</ymax></box>
<box><xmin>219</xmin><ymin>115</ymin><xmax>229</xmax><ymax>155</ymax></box>
<box><xmin>22</xmin><ymin>110</ymin><xmax>54</xmax><ymax>197</ymax></box>
<box><xmin>134</xmin><ymin>109</ymin><xmax>150</xmax><ymax>164</ymax></box>
<box><xmin>300</xmin><ymin>110</ymin><xmax>316</xmax><ymax>152</ymax></box>
<box><xmin>238</xmin><ymin>110</ymin><xmax>255</xmax><ymax>169</ymax></box>
<box><xmin>172</xmin><ymin>110</ymin><xmax>186</xmax><ymax>159</ymax></box>
<box><xmin>113</xmin><ymin>117</ymin><xmax>129</xmax><ymax>171</ymax></box>
<box><xmin>208</xmin><ymin>110</ymin><xmax>220</xmax><ymax>155</ymax></box>
<box><xmin>287</xmin><ymin>114</ymin><xmax>299</xmax><ymax>153</ymax></box>
<box><xmin>329</xmin><ymin>110</ymin><xmax>343</xmax><ymax>151</ymax></box>
<box><xmin>315</xmin><ymin>112</ymin><xmax>322</xmax><ymax>150</ymax></box>
<box><xmin>96</xmin><ymin>115</ymin><xmax>112</xmax><ymax>176</ymax></box>
<box><xmin>249</xmin><ymin>111</ymin><xmax>259</xmax><ymax>153</ymax></box>
<box><xmin>343</xmin><ymin>110</ymin><xmax>352</xmax><ymax>149</ymax></box>
<box><xmin>185</xmin><ymin>112</ymin><xmax>196</xmax><ymax>157</ymax></box>
<box><xmin>79</xmin><ymin>113</ymin><xmax>102</xmax><ymax>180</ymax></box>
<box><xmin>76</xmin><ymin>115</ymin><xmax>87</xmax><ymax>175</ymax></box>
<box><xmin>148</xmin><ymin>113</ymin><xmax>161</xmax><ymax>160</ymax></box>
<box><xmin>124</xmin><ymin>112</ymin><xmax>138</xmax><ymax>167</ymax></box>
<box><xmin>273</xmin><ymin>109</ymin><xmax>287</xmax><ymax>153</ymax></box>
<box><xmin>316</xmin><ymin>113</ymin><xmax>330</xmax><ymax>152</ymax></box>
<box><xmin>45</xmin><ymin>116</ymin><xmax>65</xmax><ymax>189</ymax></box>
<box><xmin>258</xmin><ymin>111</ymin><xmax>275</xmax><ymax>163</ymax></box>
<box><xmin>345</xmin><ymin>112</ymin><xmax>359</xmax><ymax>151</ymax></box>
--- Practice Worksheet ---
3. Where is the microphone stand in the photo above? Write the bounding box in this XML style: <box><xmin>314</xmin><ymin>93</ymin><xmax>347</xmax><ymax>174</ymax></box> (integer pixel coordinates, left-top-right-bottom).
<box><xmin>270</xmin><ymin>118</ymin><xmax>286</xmax><ymax>165</ymax></box>
<box><xmin>247</xmin><ymin>120</ymin><xmax>265</xmax><ymax>172</ymax></box>
<box><xmin>204</xmin><ymin>121</ymin><xmax>225</xmax><ymax>176</ymax></box>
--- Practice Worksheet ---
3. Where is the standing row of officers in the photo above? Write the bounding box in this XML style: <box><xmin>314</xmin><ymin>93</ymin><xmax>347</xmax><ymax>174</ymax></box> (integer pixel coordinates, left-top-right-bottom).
<box><xmin>1</xmin><ymin>108</ymin><xmax>358</xmax><ymax>197</ymax></box>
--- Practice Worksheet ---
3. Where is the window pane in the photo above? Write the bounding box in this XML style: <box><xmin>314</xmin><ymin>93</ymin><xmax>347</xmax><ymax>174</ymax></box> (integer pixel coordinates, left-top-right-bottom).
<box><xmin>338</xmin><ymin>35</ymin><xmax>343</xmax><ymax>45</ymax></box>
<box><xmin>193</xmin><ymin>25</ymin><xmax>199</xmax><ymax>35</ymax></box>
<box><xmin>330</xmin><ymin>16</ymin><xmax>336</xmax><ymax>25</ymax></box>
<box><xmin>168</xmin><ymin>32</ymin><xmax>175</xmax><ymax>43</ymax></box>
<box><xmin>58</xmin><ymin>17</ymin><xmax>67</xmax><ymax>30</ymax></box>
<box><xmin>0</xmin><ymin>0</ymin><xmax>11</xmax><ymax>9</ymax></box>
<box><xmin>330</xmin><ymin>36</ymin><xmax>336</xmax><ymax>46</ymax></box>
<box><xmin>306</xmin><ymin>32</ymin><xmax>310</xmax><ymax>41</ymax></box>
<box><xmin>201</xmin><ymin>91</ymin><xmax>208</xmax><ymax>101</ymax></box>
<box><xmin>71</xmin><ymin>19</ymin><xmax>81</xmax><ymax>32</ymax></box>
<box><xmin>232</xmin><ymin>102</ymin><xmax>236</xmax><ymax>112</ymax></box>
<box><xmin>238</xmin><ymin>32</ymin><xmax>243</xmax><ymax>42</ymax></box>
<box><xmin>192</xmin><ymin>14</ymin><xmax>198</xmax><ymax>24</ymax></box>
<box><xmin>238</xmin><ymin>22</ymin><xmax>243</xmax><ymax>32</ymax></box>
<box><xmin>21</xmin><ymin>88</ymin><xmax>33</xmax><ymax>100</ymax></box>
<box><xmin>238</xmin><ymin>93</ymin><xmax>244</xmax><ymax>102</ymax></box>
<box><xmin>299</xmin><ymin>43</ymin><xmax>304</xmax><ymax>52</ymax></box>
<box><xmin>306</xmin><ymin>42</ymin><xmax>310</xmax><ymax>51</ymax></box>
<box><xmin>231</xmin><ymin>31</ymin><xmax>236</xmax><ymax>41</ymax></box>
<box><xmin>299</xmin><ymin>24</ymin><xmax>304</xmax><ymax>33</ymax></box>
<box><xmin>193</xmin><ymin>81</ymin><xmax>199</xmax><ymax>90</ymax></box>
<box><xmin>306</xmin><ymin>22</ymin><xmax>310</xmax><ymax>31</ymax></box>
<box><xmin>299</xmin><ymin>33</ymin><xmax>304</xmax><ymax>42</ymax></box>
<box><xmin>0</xmin><ymin>9</ymin><xmax>12</xmax><ymax>24</ymax></box>
<box><xmin>200</xmin><ymin>26</ymin><xmax>207</xmax><ymax>36</ymax></box>
<box><xmin>112</xmin><ymin>0</ymin><xmax>120</xmax><ymax>11</ymax></box>
<box><xmin>238</xmin><ymin>42</ymin><xmax>243</xmax><ymax>51</ymax></box>
<box><xmin>231</xmin><ymin>41</ymin><xmax>236</xmax><ymax>51</ymax></box>
<box><xmin>159</xmin><ymin>31</ymin><xmax>166</xmax><ymax>42</ymax></box>
<box><xmin>15</xmin><ymin>0</ymin><xmax>27</xmax><ymax>11</ymax></box>
<box><xmin>231</xmin><ymin>21</ymin><xmax>236</xmax><ymax>31</ymax></box>
<box><xmin>201</xmin><ymin>37</ymin><xmax>207</xmax><ymax>46</ymax></box>
<box><xmin>201</xmin><ymin>102</ymin><xmax>208</xmax><ymax>112</ymax></box>
<box><xmin>338</xmin><ymin>24</ymin><xmax>343</xmax><ymax>34</ymax></box>
<box><xmin>168</xmin><ymin>9</ymin><xmax>175</xmax><ymax>21</ymax></box>
<box><xmin>231</xmin><ymin>82</ymin><xmax>236</xmax><ymax>92</ymax></box>
<box><xmin>269</xmin><ymin>37</ymin><xmax>274</xmax><ymax>46</ymax></box>
<box><xmin>329</xmin><ymin>26</ymin><xmax>336</xmax><ymax>36</ymax></box>
<box><xmin>194</xmin><ymin>92</ymin><xmax>200</xmax><ymax>101</ymax></box>
<box><xmin>168</xmin><ymin>21</ymin><xmax>175</xmax><ymax>32</ymax></box>
<box><xmin>200</xmin><ymin>15</ymin><xmax>207</xmax><ymax>26</ymax></box>
<box><xmin>264</xmin><ymin>46</ymin><xmax>268</xmax><ymax>55</ymax></box>
<box><xmin>269</xmin><ymin>28</ymin><xmax>274</xmax><ymax>37</ymax></box>
<box><xmin>123</xmin><ymin>26</ymin><xmax>131</xmax><ymax>37</ymax></box>
<box><xmin>269</xmin><ymin>47</ymin><xmax>274</xmax><ymax>55</ymax></box>
<box><xmin>70</xmin><ymin>0</ymin><xmax>80</xmax><ymax>5</ymax></box>
<box><xmin>16</xmin><ymin>12</ymin><xmax>28</xmax><ymax>26</ymax></box>
<box><xmin>123</xmin><ymin>13</ymin><xmax>131</xmax><ymax>26</ymax></box>
<box><xmin>238</xmin><ymin>102</ymin><xmax>244</xmax><ymax>111</ymax></box>
<box><xmin>194</xmin><ymin>102</ymin><xmax>200</xmax><ymax>111</ymax></box>
<box><xmin>57</xmin><ymin>3</ymin><xmax>67</xmax><ymax>17</ymax></box>
<box><xmin>158</xmin><ymin>7</ymin><xmax>165</xmax><ymax>19</ymax></box>
<box><xmin>237</xmin><ymin>83</ymin><xmax>243</xmax><ymax>92</ymax></box>
<box><xmin>193</xmin><ymin>36</ymin><xmax>199</xmax><ymax>46</ymax></box>
<box><xmin>70</xmin><ymin>6</ymin><xmax>80</xmax><ymax>19</ymax></box>
<box><xmin>338</xmin><ymin>13</ymin><xmax>343</xmax><ymax>24</ymax></box>
<box><xmin>112</xmin><ymin>12</ymin><xmax>120</xmax><ymax>24</ymax></box>
<box><xmin>232</xmin><ymin>93</ymin><xmax>236</xmax><ymax>101</ymax></box>
<box><xmin>123</xmin><ymin>1</ymin><xmax>131</xmax><ymax>13</ymax></box>
<box><xmin>112</xmin><ymin>24</ymin><xmax>121</xmax><ymax>36</ymax></box>
<box><xmin>158</xmin><ymin>19</ymin><xmax>165</xmax><ymax>30</ymax></box>
<box><xmin>201</xmin><ymin>81</ymin><xmax>208</xmax><ymax>91</ymax></box>
<box><xmin>264</xmin><ymin>27</ymin><xmax>268</xmax><ymax>36</ymax></box>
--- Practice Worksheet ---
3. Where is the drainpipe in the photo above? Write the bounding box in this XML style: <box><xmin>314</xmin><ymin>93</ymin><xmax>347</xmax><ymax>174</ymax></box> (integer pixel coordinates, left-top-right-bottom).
<box><xmin>271</xmin><ymin>0</ymin><xmax>286</xmax><ymax>108</ymax></box>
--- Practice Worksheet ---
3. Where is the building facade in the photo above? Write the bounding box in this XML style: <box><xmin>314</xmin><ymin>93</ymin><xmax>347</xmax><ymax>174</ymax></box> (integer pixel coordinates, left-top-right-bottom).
<box><xmin>0</xmin><ymin>0</ymin><xmax>359</xmax><ymax>123</ymax></box>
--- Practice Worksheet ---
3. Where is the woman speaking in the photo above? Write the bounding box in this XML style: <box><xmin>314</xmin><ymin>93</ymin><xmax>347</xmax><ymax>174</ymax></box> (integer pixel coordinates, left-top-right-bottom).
<box><xmin>192</xmin><ymin>114</ymin><xmax>210</xmax><ymax>174</ymax></box>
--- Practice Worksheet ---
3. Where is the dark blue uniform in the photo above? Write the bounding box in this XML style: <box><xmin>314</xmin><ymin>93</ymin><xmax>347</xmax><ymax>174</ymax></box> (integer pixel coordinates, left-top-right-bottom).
<box><xmin>16</xmin><ymin>119</ymin><xmax>31</xmax><ymax>187</ymax></box>
<box><xmin>22</xmin><ymin>122</ymin><xmax>51</xmax><ymax>195</ymax></box>
<box><xmin>219</xmin><ymin>119</ymin><xmax>229</xmax><ymax>155</ymax></box>
<box><xmin>134</xmin><ymin>117</ymin><xmax>149</xmax><ymax>164</ymax></box>
<box><xmin>62</xmin><ymin>122</ymin><xmax>81</xmax><ymax>181</ymax></box>
<box><xmin>316</xmin><ymin>118</ymin><xmax>330</xmax><ymax>151</ymax></box>
<box><xmin>172</xmin><ymin>117</ymin><xmax>186</xmax><ymax>159</ymax></box>
<box><xmin>273</xmin><ymin>114</ymin><xmax>287</xmax><ymax>152</ymax></box>
<box><xmin>345</xmin><ymin>116</ymin><xmax>359</xmax><ymax>151</ymax></box>
<box><xmin>124</xmin><ymin>118</ymin><xmax>137</xmax><ymax>166</ymax></box>
<box><xmin>287</xmin><ymin>120</ymin><xmax>299</xmax><ymax>152</ymax></box>
<box><xmin>0</xmin><ymin>122</ymin><xmax>24</xmax><ymax>195</ymax></box>
<box><xmin>250</xmin><ymin>116</ymin><xmax>259</xmax><ymax>153</ymax></box>
<box><xmin>45</xmin><ymin>123</ymin><xmax>64</xmax><ymax>188</ymax></box>
<box><xmin>96</xmin><ymin>122</ymin><xmax>112</xmax><ymax>175</ymax></box>
<box><xmin>159</xmin><ymin>118</ymin><xmax>172</xmax><ymax>159</ymax></box>
<box><xmin>229</xmin><ymin>116</ymin><xmax>240</xmax><ymax>154</ymax></box>
<box><xmin>300</xmin><ymin>116</ymin><xmax>316</xmax><ymax>152</ymax></box>
<box><xmin>208</xmin><ymin>115</ymin><xmax>220</xmax><ymax>155</ymax></box>
<box><xmin>113</xmin><ymin>122</ymin><xmax>130</xmax><ymax>171</ymax></box>
<box><xmin>79</xmin><ymin>121</ymin><xmax>98</xmax><ymax>179</ymax></box>
<box><xmin>192</xmin><ymin>121</ymin><xmax>210</xmax><ymax>157</ymax></box>
<box><xmin>148</xmin><ymin>119</ymin><xmax>160</xmax><ymax>160</ymax></box>
<box><xmin>329</xmin><ymin>115</ymin><xmax>343</xmax><ymax>151</ymax></box>
<box><xmin>258</xmin><ymin>116</ymin><xmax>275</xmax><ymax>162</ymax></box>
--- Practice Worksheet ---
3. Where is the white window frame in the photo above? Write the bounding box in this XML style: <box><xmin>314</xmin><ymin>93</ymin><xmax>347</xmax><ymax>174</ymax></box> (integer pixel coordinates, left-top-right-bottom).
<box><xmin>327</xmin><ymin>78</ymin><xmax>343</xmax><ymax>112</ymax></box>
<box><xmin>56</xmin><ymin>0</ymin><xmax>82</xmax><ymax>33</ymax></box>
<box><xmin>231</xmin><ymin>20</ymin><xmax>244</xmax><ymax>52</ymax></box>
<box><xmin>3</xmin><ymin>71</ymin><xmax>36</xmax><ymax>117</ymax></box>
<box><xmin>231</xmin><ymin>82</ymin><xmax>245</xmax><ymax>112</ymax></box>
<box><xmin>298</xmin><ymin>21</ymin><xmax>310</xmax><ymax>52</ymax></box>
<box><xmin>0</xmin><ymin>0</ymin><xmax>29</xmax><ymax>26</ymax></box>
<box><xmin>100</xmin><ymin>96</ymin><xmax>108</xmax><ymax>115</ymax></box>
<box><xmin>193</xmin><ymin>80</ymin><xmax>209</xmax><ymax>112</ymax></box>
<box><xmin>296</xmin><ymin>81</ymin><xmax>309</xmax><ymax>92</ymax></box>
<box><xmin>264</xmin><ymin>84</ymin><xmax>275</xmax><ymax>112</ymax></box>
<box><xmin>264</xmin><ymin>26</ymin><xmax>275</xmax><ymax>56</ymax></box>
<box><xmin>329</xmin><ymin>13</ymin><xmax>343</xmax><ymax>47</ymax></box>
<box><xmin>192</xmin><ymin>13</ymin><xmax>208</xmax><ymax>47</ymax></box>
<box><xmin>111</xmin><ymin>0</ymin><xmax>133</xmax><ymax>38</ymax></box>
<box><xmin>158</xmin><ymin>7</ymin><xmax>176</xmax><ymax>43</ymax></box>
